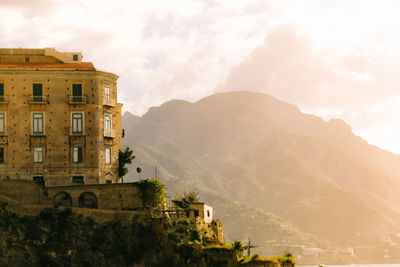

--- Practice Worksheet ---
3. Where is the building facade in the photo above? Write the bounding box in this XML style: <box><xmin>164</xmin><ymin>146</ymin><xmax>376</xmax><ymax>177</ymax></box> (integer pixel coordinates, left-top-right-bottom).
<box><xmin>0</xmin><ymin>48</ymin><xmax>122</xmax><ymax>186</ymax></box>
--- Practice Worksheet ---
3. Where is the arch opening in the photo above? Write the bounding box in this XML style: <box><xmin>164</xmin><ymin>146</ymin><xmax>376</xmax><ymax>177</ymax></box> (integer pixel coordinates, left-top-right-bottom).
<box><xmin>78</xmin><ymin>192</ymin><xmax>98</xmax><ymax>209</ymax></box>
<box><xmin>53</xmin><ymin>191</ymin><xmax>72</xmax><ymax>207</ymax></box>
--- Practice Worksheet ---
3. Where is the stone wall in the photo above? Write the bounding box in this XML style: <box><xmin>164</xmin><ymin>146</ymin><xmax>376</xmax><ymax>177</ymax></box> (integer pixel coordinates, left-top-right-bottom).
<box><xmin>0</xmin><ymin>180</ymin><xmax>143</xmax><ymax>210</ymax></box>
<box><xmin>47</xmin><ymin>182</ymin><xmax>143</xmax><ymax>209</ymax></box>
<box><xmin>0</xmin><ymin>180</ymin><xmax>50</xmax><ymax>205</ymax></box>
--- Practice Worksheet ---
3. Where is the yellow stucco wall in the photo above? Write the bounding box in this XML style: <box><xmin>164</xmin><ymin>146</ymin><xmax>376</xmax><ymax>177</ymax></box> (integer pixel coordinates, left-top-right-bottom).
<box><xmin>0</xmin><ymin>48</ymin><xmax>123</xmax><ymax>186</ymax></box>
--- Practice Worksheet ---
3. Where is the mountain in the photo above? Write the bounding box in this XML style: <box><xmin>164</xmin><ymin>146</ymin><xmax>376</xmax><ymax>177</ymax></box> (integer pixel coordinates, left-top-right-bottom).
<box><xmin>122</xmin><ymin>91</ymin><xmax>400</xmax><ymax>263</ymax></box>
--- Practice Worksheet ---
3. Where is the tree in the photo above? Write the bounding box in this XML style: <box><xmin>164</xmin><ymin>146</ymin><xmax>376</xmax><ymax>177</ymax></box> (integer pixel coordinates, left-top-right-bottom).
<box><xmin>118</xmin><ymin>147</ymin><xmax>135</xmax><ymax>179</ymax></box>
<box><xmin>172</xmin><ymin>191</ymin><xmax>199</xmax><ymax>209</ymax></box>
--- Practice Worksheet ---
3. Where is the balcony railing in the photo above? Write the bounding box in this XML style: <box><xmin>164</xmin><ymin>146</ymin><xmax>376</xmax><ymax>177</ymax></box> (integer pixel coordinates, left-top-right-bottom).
<box><xmin>104</xmin><ymin>129</ymin><xmax>116</xmax><ymax>138</ymax></box>
<box><xmin>31</xmin><ymin>131</ymin><xmax>45</xmax><ymax>136</ymax></box>
<box><xmin>30</xmin><ymin>95</ymin><xmax>47</xmax><ymax>104</ymax></box>
<box><xmin>0</xmin><ymin>96</ymin><xmax>7</xmax><ymax>104</ymax></box>
<box><xmin>69</xmin><ymin>95</ymin><xmax>87</xmax><ymax>104</ymax></box>
<box><xmin>103</xmin><ymin>97</ymin><xmax>116</xmax><ymax>107</ymax></box>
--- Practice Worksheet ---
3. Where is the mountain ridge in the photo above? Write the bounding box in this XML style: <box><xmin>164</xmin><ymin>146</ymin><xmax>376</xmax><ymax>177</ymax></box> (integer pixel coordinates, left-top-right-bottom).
<box><xmin>122</xmin><ymin>91</ymin><xmax>400</xmax><ymax>263</ymax></box>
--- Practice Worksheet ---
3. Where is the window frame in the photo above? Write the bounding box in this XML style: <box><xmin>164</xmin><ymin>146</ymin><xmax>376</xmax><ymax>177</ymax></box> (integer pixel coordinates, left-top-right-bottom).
<box><xmin>104</xmin><ymin>113</ymin><xmax>112</xmax><ymax>135</ymax></box>
<box><xmin>105</xmin><ymin>148</ymin><xmax>111</xmax><ymax>165</ymax></box>
<box><xmin>71</xmin><ymin>83</ymin><xmax>83</xmax><ymax>103</ymax></box>
<box><xmin>105</xmin><ymin>86</ymin><xmax>110</xmax><ymax>99</ymax></box>
<box><xmin>32</xmin><ymin>83</ymin><xmax>43</xmax><ymax>102</ymax></box>
<box><xmin>33</xmin><ymin>147</ymin><xmax>43</xmax><ymax>163</ymax></box>
<box><xmin>73</xmin><ymin>147</ymin><xmax>83</xmax><ymax>163</ymax></box>
<box><xmin>71</xmin><ymin>175</ymin><xmax>84</xmax><ymax>185</ymax></box>
<box><xmin>32</xmin><ymin>112</ymin><xmax>44</xmax><ymax>135</ymax></box>
<box><xmin>0</xmin><ymin>112</ymin><xmax>6</xmax><ymax>135</ymax></box>
<box><xmin>71</xmin><ymin>112</ymin><xmax>84</xmax><ymax>135</ymax></box>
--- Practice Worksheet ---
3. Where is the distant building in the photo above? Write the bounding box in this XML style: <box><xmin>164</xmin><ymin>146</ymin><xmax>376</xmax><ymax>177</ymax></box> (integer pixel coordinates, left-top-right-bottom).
<box><xmin>0</xmin><ymin>48</ymin><xmax>122</xmax><ymax>186</ymax></box>
<box><xmin>189</xmin><ymin>202</ymin><xmax>213</xmax><ymax>223</ymax></box>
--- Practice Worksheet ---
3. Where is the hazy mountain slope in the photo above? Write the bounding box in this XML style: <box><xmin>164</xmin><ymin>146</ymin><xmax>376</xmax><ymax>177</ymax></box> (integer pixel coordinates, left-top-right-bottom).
<box><xmin>122</xmin><ymin>91</ymin><xmax>400</xmax><ymax>262</ymax></box>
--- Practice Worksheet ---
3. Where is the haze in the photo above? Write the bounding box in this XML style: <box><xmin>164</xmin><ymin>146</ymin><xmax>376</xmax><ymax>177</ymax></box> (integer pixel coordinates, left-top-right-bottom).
<box><xmin>0</xmin><ymin>0</ymin><xmax>399</xmax><ymax>153</ymax></box>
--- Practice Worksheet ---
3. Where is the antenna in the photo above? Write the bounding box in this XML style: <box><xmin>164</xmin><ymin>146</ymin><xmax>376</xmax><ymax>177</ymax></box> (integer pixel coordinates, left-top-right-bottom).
<box><xmin>155</xmin><ymin>166</ymin><xmax>158</xmax><ymax>179</ymax></box>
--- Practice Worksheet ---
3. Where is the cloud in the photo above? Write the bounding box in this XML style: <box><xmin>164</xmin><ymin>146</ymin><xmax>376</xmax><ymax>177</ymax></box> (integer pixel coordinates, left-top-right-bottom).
<box><xmin>218</xmin><ymin>24</ymin><xmax>400</xmax><ymax>127</ymax></box>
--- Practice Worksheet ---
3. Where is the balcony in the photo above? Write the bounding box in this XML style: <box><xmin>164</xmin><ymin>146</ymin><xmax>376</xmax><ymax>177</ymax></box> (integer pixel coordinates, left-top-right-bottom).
<box><xmin>31</xmin><ymin>131</ymin><xmax>46</xmax><ymax>137</ymax></box>
<box><xmin>30</xmin><ymin>95</ymin><xmax>48</xmax><ymax>104</ymax></box>
<box><xmin>69</xmin><ymin>95</ymin><xmax>87</xmax><ymax>104</ymax></box>
<box><xmin>103</xmin><ymin>97</ymin><xmax>116</xmax><ymax>107</ymax></box>
<box><xmin>104</xmin><ymin>129</ymin><xmax>116</xmax><ymax>138</ymax></box>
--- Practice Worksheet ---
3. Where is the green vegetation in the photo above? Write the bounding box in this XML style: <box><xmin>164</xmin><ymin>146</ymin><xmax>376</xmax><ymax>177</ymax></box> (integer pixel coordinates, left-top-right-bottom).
<box><xmin>284</xmin><ymin>252</ymin><xmax>293</xmax><ymax>257</ymax></box>
<box><xmin>0</xmin><ymin>206</ymin><xmax>168</xmax><ymax>266</ymax></box>
<box><xmin>172</xmin><ymin>191</ymin><xmax>199</xmax><ymax>209</ymax></box>
<box><xmin>231</xmin><ymin>240</ymin><xmax>244</xmax><ymax>252</ymax></box>
<box><xmin>136</xmin><ymin>178</ymin><xmax>166</xmax><ymax>208</ymax></box>
<box><xmin>0</xmin><ymin>205</ymin><xmax>238</xmax><ymax>267</ymax></box>
<box><xmin>118</xmin><ymin>147</ymin><xmax>135</xmax><ymax>179</ymax></box>
<box><xmin>238</xmin><ymin>252</ymin><xmax>296</xmax><ymax>265</ymax></box>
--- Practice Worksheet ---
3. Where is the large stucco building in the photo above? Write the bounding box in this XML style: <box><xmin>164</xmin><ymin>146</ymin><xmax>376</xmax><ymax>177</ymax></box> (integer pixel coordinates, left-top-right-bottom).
<box><xmin>0</xmin><ymin>48</ymin><xmax>122</xmax><ymax>186</ymax></box>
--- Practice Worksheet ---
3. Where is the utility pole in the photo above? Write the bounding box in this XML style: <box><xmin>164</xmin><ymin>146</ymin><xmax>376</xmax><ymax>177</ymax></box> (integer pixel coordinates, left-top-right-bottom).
<box><xmin>246</xmin><ymin>238</ymin><xmax>258</xmax><ymax>257</ymax></box>
<box><xmin>155</xmin><ymin>166</ymin><xmax>158</xmax><ymax>179</ymax></box>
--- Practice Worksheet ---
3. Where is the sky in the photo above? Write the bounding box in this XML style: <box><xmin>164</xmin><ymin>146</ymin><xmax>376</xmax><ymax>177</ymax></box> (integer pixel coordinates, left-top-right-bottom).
<box><xmin>1</xmin><ymin>0</ymin><xmax>400</xmax><ymax>153</ymax></box>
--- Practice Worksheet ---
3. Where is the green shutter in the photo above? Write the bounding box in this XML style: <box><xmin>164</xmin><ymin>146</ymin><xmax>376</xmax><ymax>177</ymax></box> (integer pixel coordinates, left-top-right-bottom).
<box><xmin>72</xmin><ymin>84</ymin><xmax>82</xmax><ymax>96</ymax></box>
<box><xmin>0</xmin><ymin>84</ymin><xmax>4</xmax><ymax>96</ymax></box>
<box><xmin>78</xmin><ymin>147</ymin><xmax>82</xmax><ymax>162</ymax></box>
<box><xmin>0</xmin><ymin>147</ymin><xmax>4</xmax><ymax>164</ymax></box>
<box><xmin>33</xmin><ymin>84</ymin><xmax>42</xmax><ymax>96</ymax></box>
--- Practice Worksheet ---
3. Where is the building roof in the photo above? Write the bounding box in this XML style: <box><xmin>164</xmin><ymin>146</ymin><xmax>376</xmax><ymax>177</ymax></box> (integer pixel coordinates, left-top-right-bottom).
<box><xmin>0</xmin><ymin>62</ymin><xmax>95</xmax><ymax>70</ymax></box>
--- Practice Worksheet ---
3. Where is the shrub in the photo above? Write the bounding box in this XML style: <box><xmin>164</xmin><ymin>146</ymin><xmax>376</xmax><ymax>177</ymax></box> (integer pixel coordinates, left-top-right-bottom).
<box><xmin>172</xmin><ymin>191</ymin><xmax>199</xmax><ymax>209</ymax></box>
<box><xmin>284</xmin><ymin>251</ymin><xmax>293</xmax><ymax>257</ymax></box>
<box><xmin>230</xmin><ymin>240</ymin><xmax>244</xmax><ymax>252</ymax></box>
<box><xmin>190</xmin><ymin>230</ymin><xmax>202</xmax><ymax>242</ymax></box>
<box><xmin>136</xmin><ymin>178</ymin><xmax>166</xmax><ymax>208</ymax></box>
<box><xmin>251</xmin><ymin>254</ymin><xmax>259</xmax><ymax>261</ymax></box>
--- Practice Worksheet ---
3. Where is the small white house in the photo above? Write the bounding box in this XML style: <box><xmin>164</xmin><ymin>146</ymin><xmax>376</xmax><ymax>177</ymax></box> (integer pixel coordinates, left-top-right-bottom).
<box><xmin>189</xmin><ymin>203</ymin><xmax>213</xmax><ymax>223</ymax></box>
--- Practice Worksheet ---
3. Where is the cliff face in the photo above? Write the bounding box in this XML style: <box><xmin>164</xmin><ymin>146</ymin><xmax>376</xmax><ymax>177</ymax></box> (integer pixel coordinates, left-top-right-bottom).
<box><xmin>0</xmin><ymin>205</ymin><xmax>237</xmax><ymax>267</ymax></box>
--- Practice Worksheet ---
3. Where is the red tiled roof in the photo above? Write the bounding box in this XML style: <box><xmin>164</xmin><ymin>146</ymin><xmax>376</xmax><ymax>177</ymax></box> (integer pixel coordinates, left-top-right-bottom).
<box><xmin>0</xmin><ymin>62</ymin><xmax>95</xmax><ymax>69</ymax></box>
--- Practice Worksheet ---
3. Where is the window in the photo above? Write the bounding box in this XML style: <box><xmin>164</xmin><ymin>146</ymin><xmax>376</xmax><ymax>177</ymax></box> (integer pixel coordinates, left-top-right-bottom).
<box><xmin>105</xmin><ymin>148</ymin><xmax>111</xmax><ymax>165</ymax></box>
<box><xmin>0</xmin><ymin>83</ymin><xmax>4</xmax><ymax>102</ymax></box>
<box><xmin>32</xmin><ymin>83</ymin><xmax>43</xmax><ymax>102</ymax></box>
<box><xmin>32</xmin><ymin>113</ymin><xmax>44</xmax><ymax>135</ymax></box>
<box><xmin>105</xmin><ymin>87</ymin><xmax>110</xmax><ymax>98</ymax></box>
<box><xmin>71</xmin><ymin>112</ymin><xmax>83</xmax><ymax>134</ymax></box>
<box><xmin>73</xmin><ymin>54</ymin><xmax>78</xmax><ymax>61</ymax></box>
<box><xmin>25</xmin><ymin>57</ymin><xmax>30</xmax><ymax>62</ymax></box>
<box><xmin>72</xmin><ymin>176</ymin><xmax>84</xmax><ymax>185</ymax></box>
<box><xmin>0</xmin><ymin>147</ymin><xmax>4</xmax><ymax>164</ymax></box>
<box><xmin>33</xmin><ymin>176</ymin><xmax>45</xmax><ymax>187</ymax></box>
<box><xmin>0</xmin><ymin>112</ymin><xmax>5</xmax><ymax>135</ymax></box>
<box><xmin>33</xmin><ymin>147</ymin><xmax>43</xmax><ymax>163</ymax></box>
<box><xmin>207</xmin><ymin>210</ymin><xmax>210</xmax><ymax>217</ymax></box>
<box><xmin>104</xmin><ymin>114</ymin><xmax>112</xmax><ymax>135</ymax></box>
<box><xmin>73</xmin><ymin>147</ymin><xmax>82</xmax><ymax>163</ymax></box>
<box><xmin>106</xmin><ymin>180</ymin><xmax>112</xmax><ymax>184</ymax></box>
<box><xmin>72</xmin><ymin>84</ymin><xmax>83</xmax><ymax>102</ymax></box>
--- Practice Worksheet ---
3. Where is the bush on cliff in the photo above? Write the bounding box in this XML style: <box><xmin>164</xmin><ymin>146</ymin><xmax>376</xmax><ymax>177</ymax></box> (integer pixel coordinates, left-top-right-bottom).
<box><xmin>172</xmin><ymin>191</ymin><xmax>199</xmax><ymax>209</ymax></box>
<box><xmin>137</xmin><ymin>178</ymin><xmax>166</xmax><ymax>208</ymax></box>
